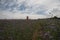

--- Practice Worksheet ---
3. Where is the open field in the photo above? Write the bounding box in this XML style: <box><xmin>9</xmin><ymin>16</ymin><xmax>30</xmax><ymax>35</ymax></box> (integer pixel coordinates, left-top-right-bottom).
<box><xmin>0</xmin><ymin>18</ymin><xmax>60</xmax><ymax>40</ymax></box>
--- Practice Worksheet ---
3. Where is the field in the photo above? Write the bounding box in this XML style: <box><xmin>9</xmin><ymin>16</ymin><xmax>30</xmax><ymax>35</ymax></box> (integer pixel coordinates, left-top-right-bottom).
<box><xmin>0</xmin><ymin>18</ymin><xmax>60</xmax><ymax>40</ymax></box>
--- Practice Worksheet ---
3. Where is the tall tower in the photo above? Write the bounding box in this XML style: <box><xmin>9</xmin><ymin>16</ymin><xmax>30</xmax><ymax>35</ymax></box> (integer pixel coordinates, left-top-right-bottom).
<box><xmin>26</xmin><ymin>16</ymin><xmax>29</xmax><ymax>23</ymax></box>
<box><xmin>26</xmin><ymin>16</ymin><xmax>29</xmax><ymax>20</ymax></box>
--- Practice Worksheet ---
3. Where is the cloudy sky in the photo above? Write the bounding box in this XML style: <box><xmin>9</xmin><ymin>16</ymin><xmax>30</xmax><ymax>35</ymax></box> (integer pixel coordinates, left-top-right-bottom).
<box><xmin>0</xmin><ymin>0</ymin><xmax>60</xmax><ymax>19</ymax></box>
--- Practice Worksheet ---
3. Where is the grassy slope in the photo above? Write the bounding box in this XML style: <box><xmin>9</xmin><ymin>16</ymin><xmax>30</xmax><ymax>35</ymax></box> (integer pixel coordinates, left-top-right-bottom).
<box><xmin>0</xmin><ymin>18</ymin><xmax>60</xmax><ymax>40</ymax></box>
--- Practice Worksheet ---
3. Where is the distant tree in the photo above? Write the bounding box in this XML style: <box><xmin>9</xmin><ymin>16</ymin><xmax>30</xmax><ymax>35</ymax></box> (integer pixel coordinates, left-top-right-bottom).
<box><xmin>53</xmin><ymin>16</ymin><xmax>58</xmax><ymax>19</ymax></box>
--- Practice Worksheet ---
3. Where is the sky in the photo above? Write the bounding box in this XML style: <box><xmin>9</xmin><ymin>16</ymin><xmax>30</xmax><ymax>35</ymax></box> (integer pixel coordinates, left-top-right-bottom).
<box><xmin>0</xmin><ymin>0</ymin><xmax>60</xmax><ymax>19</ymax></box>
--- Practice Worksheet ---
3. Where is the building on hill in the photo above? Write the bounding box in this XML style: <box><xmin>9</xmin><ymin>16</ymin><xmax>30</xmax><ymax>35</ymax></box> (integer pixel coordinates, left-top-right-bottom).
<box><xmin>27</xmin><ymin>16</ymin><xmax>29</xmax><ymax>20</ymax></box>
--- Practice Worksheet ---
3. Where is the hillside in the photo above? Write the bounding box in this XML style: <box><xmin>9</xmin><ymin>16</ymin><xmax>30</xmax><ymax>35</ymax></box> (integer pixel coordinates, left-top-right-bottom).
<box><xmin>0</xmin><ymin>18</ymin><xmax>60</xmax><ymax>40</ymax></box>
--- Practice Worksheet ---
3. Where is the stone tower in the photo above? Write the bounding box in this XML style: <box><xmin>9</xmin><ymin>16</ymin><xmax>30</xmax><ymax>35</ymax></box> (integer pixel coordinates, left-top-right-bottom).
<box><xmin>26</xmin><ymin>16</ymin><xmax>29</xmax><ymax>20</ymax></box>
<box><xmin>26</xmin><ymin>16</ymin><xmax>29</xmax><ymax>23</ymax></box>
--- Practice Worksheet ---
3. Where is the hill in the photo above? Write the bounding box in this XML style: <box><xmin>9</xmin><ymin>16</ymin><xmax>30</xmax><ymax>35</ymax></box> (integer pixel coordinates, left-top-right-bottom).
<box><xmin>0</xmin><ymin>18</ymin><xmax>60</xmax><ymax>40</ymax></box>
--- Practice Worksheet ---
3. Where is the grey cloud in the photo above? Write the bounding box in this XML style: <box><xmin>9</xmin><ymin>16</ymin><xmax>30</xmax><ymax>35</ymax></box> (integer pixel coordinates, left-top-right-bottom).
<box><xmin>0</xmin><ymin>0</ymin><xmax>17</xmax><ymax>11</ymax></box>
<box><xmin>0</xmin><ymin>0</ymin><xmax>60</xmax><ymax>19</ymax></box>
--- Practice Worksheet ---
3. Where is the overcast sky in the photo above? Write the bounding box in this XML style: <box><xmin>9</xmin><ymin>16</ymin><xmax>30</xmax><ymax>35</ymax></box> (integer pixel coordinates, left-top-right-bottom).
<box><xmin>0</xmin><ymin>0</ymin><xmax>60</xmax><ymax>19</ymax></box>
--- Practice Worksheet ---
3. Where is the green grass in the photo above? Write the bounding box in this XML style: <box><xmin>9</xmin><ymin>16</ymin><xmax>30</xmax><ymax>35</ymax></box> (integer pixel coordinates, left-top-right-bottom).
<box><xmin>0</xmin><ymin>18</ymin><xmax>60</xmax><ymax>40</ymax></box>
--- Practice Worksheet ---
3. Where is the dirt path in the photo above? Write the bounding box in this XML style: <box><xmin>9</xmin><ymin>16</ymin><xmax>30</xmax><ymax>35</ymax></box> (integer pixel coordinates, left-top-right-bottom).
<box><xmin>32</xmin><ymin>24</ymin><xmax>45</xmax><ymax>40</ymax></box>
<box><xmin>32</xmin><ymin>29</ymin><xmax>38</xmax><ymax>40</ymax></box>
